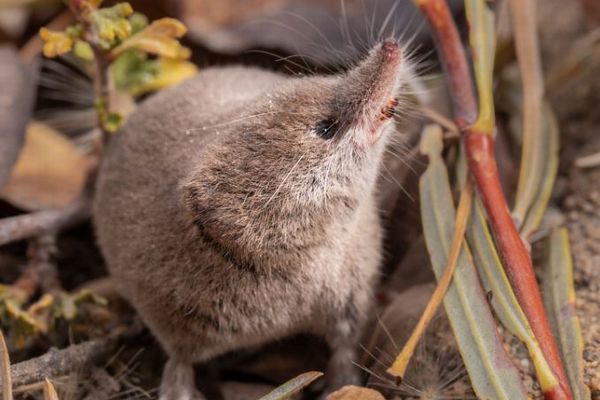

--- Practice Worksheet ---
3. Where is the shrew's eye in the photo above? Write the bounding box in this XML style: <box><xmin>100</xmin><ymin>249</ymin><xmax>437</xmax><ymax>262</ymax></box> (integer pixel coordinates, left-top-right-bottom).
<box><xmin>314</xmin><ymin>119</ymin><xmax>339</xmax><ymax>140</ymax></box>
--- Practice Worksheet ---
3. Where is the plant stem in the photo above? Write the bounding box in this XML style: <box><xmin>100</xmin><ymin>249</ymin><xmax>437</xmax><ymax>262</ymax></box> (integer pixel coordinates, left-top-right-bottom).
<box><xmin>387</xmin><ymin>179</ymin><xmax>473</xmax><ymax>380</ymax></box>
<box><xmin>92</xmin><ymin>45</ymin><xmax>111</xmax><ymax>147</ymax></box>
<box><xmin>67</xmin><ymin>0</ymin><xmax>112</xmax><ymax>147</ymax></box>
<box><xmin>414</xmin><ymin>0</ymin><xmax>572</xmax><ymax>398</ymax></box>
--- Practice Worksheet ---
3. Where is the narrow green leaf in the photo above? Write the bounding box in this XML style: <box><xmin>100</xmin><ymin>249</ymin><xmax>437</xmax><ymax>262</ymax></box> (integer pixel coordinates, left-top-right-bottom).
<box><xmin>419</xmin><ymin>125</ymin><xmax>527</xmax><ymax>399</ymax></box>
<box><xmin>73</xmin><ymin>40</ymin><xmax>95</xmax><ymax>61</ymax></box>
<box><xmin>508</xmin><ymin>0</ymin><xmax>557</xmax><ymax>239</ymax></box>
<box><xmin>89</xmin><ymin>2</ymin><xmax>134</xmax><ymax>49</ymax></box>
<box><xmin>465</xmin><ymin>0</ymin><xmax>496</xmax><ymax>132</ymax></box>
<box><xmin>258</xmin><ymin>371</ymin><xmax>323</xmax><ymax>400</ymax></box>
<box><xmin>520</xmin><ymin>103</ymin><xmax>559</xmax><ymax>237</ymax></box>
<box><xmin>467</xmin><ymin>199</ymin><xmax>558</xmax><ymax>391</ymax></box>
<box><xmin>543</xmin><ymin>229</ymin><xmax>590</xmax><ymax>400</ymax></box>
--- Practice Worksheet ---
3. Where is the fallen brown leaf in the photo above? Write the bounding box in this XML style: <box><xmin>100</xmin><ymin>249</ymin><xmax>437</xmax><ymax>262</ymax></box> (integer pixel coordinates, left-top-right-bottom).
<box><xmin>1</xmin><ymin>121</ymin><xmax>92</xmax><ymax>211</ymax></box>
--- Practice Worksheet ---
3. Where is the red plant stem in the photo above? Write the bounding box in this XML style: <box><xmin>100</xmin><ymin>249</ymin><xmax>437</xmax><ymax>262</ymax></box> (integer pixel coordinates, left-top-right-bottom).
<box><xmin>466</xmin><ymin>134</ymin><xmax>571</xmax><ymax>400</ymax></box>
<box><xmin>416</xmin><ymin>1</ymin><xmax>573</xmax><ymax>399</ymax></box>
<box><xmin>419</xmin><ymin>0</ymin><xmax>477</xmax><ymax>130</ymax></box>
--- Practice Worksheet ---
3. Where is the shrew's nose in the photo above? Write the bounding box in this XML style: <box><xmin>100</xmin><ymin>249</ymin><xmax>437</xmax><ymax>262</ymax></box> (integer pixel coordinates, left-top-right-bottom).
<box><xmin>381</xmin><ymin>40</ymin><xmax>400</xmax><ymax>61</ymax></box>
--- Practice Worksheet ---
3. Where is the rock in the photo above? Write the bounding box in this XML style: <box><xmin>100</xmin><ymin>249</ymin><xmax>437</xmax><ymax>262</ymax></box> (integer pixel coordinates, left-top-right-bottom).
<box><xmin>326</xmin><ymin>385</ymin><xmax>384</xmax><ymax>400</ymax></box>
<box><xmin>0</xmin><ymin>46</ymin><xmax>37</xmax><ymax>190</ymax></box>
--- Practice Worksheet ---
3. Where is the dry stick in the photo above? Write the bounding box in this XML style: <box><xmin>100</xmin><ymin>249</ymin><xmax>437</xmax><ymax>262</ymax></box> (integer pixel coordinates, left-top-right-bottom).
<box><xmin>417</xmin><ymin>105</ymin><xmax>460</xmax><ymax>137</ymax></box>
<box><xmin>387</xmin><ymin>180</ymin><xmax>473</xmax><ymax>381</ymax></box>
<box><xmin>415</xmin><ymin>1</ymin><xmax>572</xmax><ymax>399</ymax></box>
<box><xmin>0</xmin><ymin>320</ymin><xmax>143</xmax><ymax>392</ymax></box>
<box><xmin>5</xmin><ymin>339</ymin><xmax>108</xmax><ymax>390</ymax></box>
<box><xmin>0</xmin><ymin>195</ymin><xmax>91</xmax><ymax>247</ymax></box>
<box><xmin>574</xmin><ymin>151</ymin><xmax>600</xmax><ymax>169</ymax></box>
<box><xmin>12</xmin><ymin>235</ymin><xmax>61</xmax><ymax>303</ymax></box>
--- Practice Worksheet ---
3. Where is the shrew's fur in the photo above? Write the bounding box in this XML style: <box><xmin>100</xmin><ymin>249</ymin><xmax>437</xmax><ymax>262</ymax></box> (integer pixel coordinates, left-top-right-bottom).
<box><xmin>94</xmin><ymin>41</ymin><xmax>411</xmax><ymax>399</ymax></box>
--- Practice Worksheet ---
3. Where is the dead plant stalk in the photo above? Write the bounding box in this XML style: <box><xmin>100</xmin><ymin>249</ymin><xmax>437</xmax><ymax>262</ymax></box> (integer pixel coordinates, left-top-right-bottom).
<box><xmin>387</xmin><ymin>180</ymin><xmax>474</xmax><ymax>380</ymax></box>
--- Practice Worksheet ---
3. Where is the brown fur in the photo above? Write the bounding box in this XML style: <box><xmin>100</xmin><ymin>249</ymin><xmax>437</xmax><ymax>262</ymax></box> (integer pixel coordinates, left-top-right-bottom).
<box><xmin>94</xmin><ymin>41</ymin><xmax>411</xmax><ymax>399</ymax></box>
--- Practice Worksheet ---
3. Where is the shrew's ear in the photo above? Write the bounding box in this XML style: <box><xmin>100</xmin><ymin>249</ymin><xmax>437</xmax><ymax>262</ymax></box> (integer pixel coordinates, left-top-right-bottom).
<box><xmin>180</xmin><ymin>171</ymin><xmax>234</xmax><ymax>243</ymax></box>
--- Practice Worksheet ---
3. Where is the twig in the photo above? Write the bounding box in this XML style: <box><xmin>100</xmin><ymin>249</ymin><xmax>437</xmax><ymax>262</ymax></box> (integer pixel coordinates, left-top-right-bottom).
<box><xmin>0</xmin><ymin>194</ymin><xmax>91</xmax><ymax>247</ymax></box>
<box><xmin>12</xmin><ymin>235</ymin><xmax>61</xmax><ymax>301</ymax></box>
<box><xmin>27</xmin><ymin>235</ymin><xmax>61</xmax><ymax>293</ymax></box>
<box><xmin>0</xmin><ymin>323</ymin><xmax>142</xmax><ymax>390</ymax></box>
<box><xmin>574</xmin><ymin>151</ymin><xmax>600</xmax><ymax>169</ymax></box>
<box><xmin>66</xmin><ymin>1</ymin><xmax>114</xmax><ymax>147</ymax></box>
<box><xmin>417</xmin><ymin>106</ymin><xmax>460</xmax><ymax>137</ymax></box>
<box><xmin>414</xmin><ymin>1</ymin><xmax>572</xmax><ymax>398</ymax></box>
<box><xmin>7</xmin><ymin>340</ymin><xmax>107</xmax><ymax>389</ymax></box>
<box><xmin>387</xmin><ymin>180</ymin><xmax>473</xmax><ymax>380</ymax></box>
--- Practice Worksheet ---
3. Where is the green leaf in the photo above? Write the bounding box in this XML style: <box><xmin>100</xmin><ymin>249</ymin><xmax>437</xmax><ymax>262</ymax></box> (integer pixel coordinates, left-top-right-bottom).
<box><xmin>110</xmin><ymin>18</ymin><xmax>190</xmax><ymax>59</ymax></box>
<box><xmin>507</xmin><ymin>0</ymin><xmax>557</xmax><ymax>238</ymax></box>
<box><xmin>128</xmin><ymin>12</ymin><xmax>149</xmax><ymax>34</ymax></box>
<box><xmin>73</xmin><ymin>289</ymin><xmax>108</xmax><ymax>306</ymax></box>
<box><xmin>542</xmin><ymin>229</ymin><xmax>590</xmax><ymax>400</ymax></box>
<box><xmin>467</xmin><ymin>199</ymin><xmax>558</xmax><ymax>392</ymax></box>
<box><xmin>258</xmin><ymin>371</ymin><xmax>323</xmax><ymax>400</ymax></box>
<box><xmin>89</xmin><ymin>2</ymin><xmax>134</xmax><ymax>49</ymax></box>
<box><xmin>111</xmin><ymin>50</ymin><xmax>158</xmax><ymax>91</ymax></box>
<box><xmin>73</xmin><ymin>40</ymin><xmax>95</xmax><ymax>61</ymax></box>
<box><xmin>519</xmin><ymin>102</ymin><xmax>559</xmax><ymax>237</ymax></box>
<box><xmin>104</xmin><ymin>112</ymin><xmax>123</xmax><ymax>133</ymax></box>
<box><xmin>59</xmin><ymin>292</ymin><xmax>77</xmax><ymax>320</ymax></box>
<box><xmin>5</xmin><ymin>299</ymin><xmax>42</xmax><ymax>349</ymax></box>
<box><xmin>465</xmin><ymin>0</ymin><xmax>496</xmax><ymax>132</ymax></box>
<box><xmin>132</xmin><ymin>58</ymin><xmax>198</xmax><ymax>95</ymax></box>
<box><xmin>419</xmin><ymin>125</ymin><xmax>528</xmax><ymax>399</ymax></box>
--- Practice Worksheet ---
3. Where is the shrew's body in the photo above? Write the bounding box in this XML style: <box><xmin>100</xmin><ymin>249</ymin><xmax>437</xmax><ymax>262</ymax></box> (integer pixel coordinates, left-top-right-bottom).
<box><xmin>94</xmin><ymin>41</ymin><xmax>409</xmax><ymax>399</ymax></box>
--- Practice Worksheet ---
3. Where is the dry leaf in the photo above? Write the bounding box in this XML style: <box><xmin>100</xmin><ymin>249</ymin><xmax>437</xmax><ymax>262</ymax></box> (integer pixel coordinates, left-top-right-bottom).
<box><xmin>43</xmin><ymin>379</ymin><xmax>59</xmax><ymax>400</ymax></box>
<box><xmin>326</xmin><ymin>386</ymin><xmax>384</xmax><ymax>400</ymax></box>
<box><xmin>1</xmin><ymin>122</ymin><xmax>91</xmax><ymax>211</ymax></box>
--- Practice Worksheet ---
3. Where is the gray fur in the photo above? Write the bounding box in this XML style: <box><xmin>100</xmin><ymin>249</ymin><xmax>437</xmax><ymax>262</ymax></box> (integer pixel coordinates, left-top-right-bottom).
<box><xmin>94</xmin><ymin>42</ymin><xmax>410</xmax><ymax>399</ymax></box>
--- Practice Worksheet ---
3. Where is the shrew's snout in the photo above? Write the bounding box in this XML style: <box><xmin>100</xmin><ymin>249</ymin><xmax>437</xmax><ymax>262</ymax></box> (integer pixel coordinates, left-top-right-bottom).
<box><xmin>381</xmin><ymin>40</ymin><xmax>400</xmax><ymax>62</ymax></box>
<box><xmin>340</xmin><ymin>40</ymin><xmax>404</xmax><ymax>143</ymax></box>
